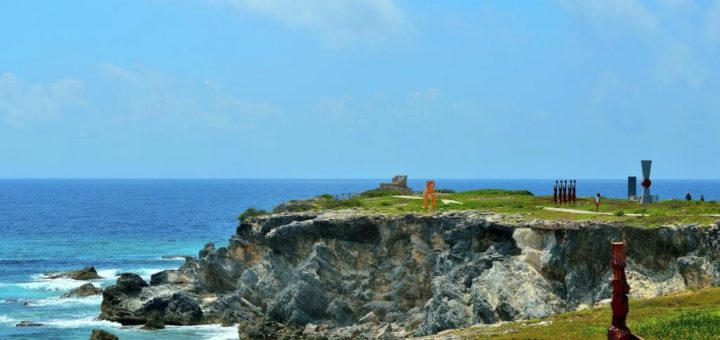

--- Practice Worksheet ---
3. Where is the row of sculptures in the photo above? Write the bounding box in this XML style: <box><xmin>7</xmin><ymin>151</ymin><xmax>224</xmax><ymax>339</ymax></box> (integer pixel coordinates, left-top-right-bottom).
<box><xmin>553</xmin><ymin>179</ymin><xmax>576</xmax><ymax>204</ymax></box>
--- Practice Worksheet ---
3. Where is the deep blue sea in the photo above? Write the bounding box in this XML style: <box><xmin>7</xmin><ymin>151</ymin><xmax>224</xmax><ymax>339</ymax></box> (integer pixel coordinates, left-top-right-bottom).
<box><xmin>1</xmin><ymin>179</ymin><xmax>718</xmax><ymax>339</ymax></box>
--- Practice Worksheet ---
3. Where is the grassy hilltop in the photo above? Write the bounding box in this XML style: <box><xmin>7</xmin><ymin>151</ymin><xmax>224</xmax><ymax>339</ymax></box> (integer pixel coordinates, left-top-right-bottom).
<box><xmin>447</xmin><ymin>287</ymin><xmax>720</xmax><ymax>340</ymax></box>
<box><xmin>242</xmin><ymin>189</ymin><xmax>720</xmax><ymax>228</ymax></box>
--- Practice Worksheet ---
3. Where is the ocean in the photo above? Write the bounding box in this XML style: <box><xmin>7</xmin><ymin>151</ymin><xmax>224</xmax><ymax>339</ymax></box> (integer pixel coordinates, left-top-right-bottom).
<box><xmin>1</xmin><ymin>179</ymin><xmax>718</xmax><ymax>339</ymax></box>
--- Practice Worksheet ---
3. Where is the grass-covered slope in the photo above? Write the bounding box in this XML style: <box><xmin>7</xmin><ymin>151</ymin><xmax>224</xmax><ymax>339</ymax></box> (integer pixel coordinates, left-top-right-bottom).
<box><xmin>449</xmin><ymin>287</ymin><xmax>720</xmax><ymax>340</ymax></box>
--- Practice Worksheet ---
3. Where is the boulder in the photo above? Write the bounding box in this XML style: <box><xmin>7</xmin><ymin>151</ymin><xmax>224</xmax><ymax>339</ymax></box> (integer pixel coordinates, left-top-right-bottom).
<box><xmin>62</xmin><ymin>283</ymin><xmax>102</xmax><ymax>298</ymax></box>
<box><xmin>47</xmin><ymin>266</ymin><xmax>103</xmax><ymax>280</ymax></box>
<box><xmin>150</xmin><ymin>270</ymin><xmax>192</xmax><ymax>286</ymax></box>
<box><xmin>143</xmin><ymin>293</ymin><xmax>203</xmax><ymax>325</ymax></box>
<box><xmin>142</xmin><ymin>311</ymin><xmax>165</xmax><ymax>330</ymax></box>
<box><xmin>116</xmin><ymin>273</ymin><xmax>148</xmax><ymax>293</ymax></box>
<box><xmin>89</xmin><ymin>329</ymin><xmax>119</xmax><ymax>340</ymax></box>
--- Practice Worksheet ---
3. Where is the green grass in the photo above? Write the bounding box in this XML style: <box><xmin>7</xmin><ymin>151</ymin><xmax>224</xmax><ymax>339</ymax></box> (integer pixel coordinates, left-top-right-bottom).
<box><xmin>267</xmin><ymin>189</ymin><xmax>720</xmax><ymax>227</ymax></box>
<box><xmin>451</xmin><ymin>287</ymin><xmax>720</xmax><ymax>339</ymax></box>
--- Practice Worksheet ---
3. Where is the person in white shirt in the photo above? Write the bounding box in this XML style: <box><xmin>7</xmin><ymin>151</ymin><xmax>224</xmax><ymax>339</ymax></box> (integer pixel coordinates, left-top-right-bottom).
<box><xmin>594</xmin><ymin>193</ymin><xmax>601</xmax><ymax>212</ymax></box>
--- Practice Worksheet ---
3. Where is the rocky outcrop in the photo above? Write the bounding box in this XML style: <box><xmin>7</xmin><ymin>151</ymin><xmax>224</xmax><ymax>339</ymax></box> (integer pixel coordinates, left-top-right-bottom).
<box><xmin>16</xmin><ymin>320</ymin><xmax>43</xmax><ymax>327</ymax></box>
<box><xmin>98</xmin><ymin>210</ymin><xmax>720</xmax><ymax>337</ymax></box>
<box><xmin>62</xmin><ymin>283</ymin><xmax>102</xmax><ymax>298</ymax></box>
<box><xmin>46</xmin><ymin>266</ymin><xmax>103</xmax><ymax>280</ymax></box>
<box><xmin>89</xmin><ymin>329</ymin><xmax>118</xmax><ymax>340</ymax></box>
<box><xmin>100</xmin><ymin>271</ymin><xmax>203</xmax><ymax>326</ymax></box>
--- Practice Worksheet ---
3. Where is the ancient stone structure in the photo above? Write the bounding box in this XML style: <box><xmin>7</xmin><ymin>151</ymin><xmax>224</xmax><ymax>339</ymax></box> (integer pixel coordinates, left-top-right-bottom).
<box><xmin>378</xmin><ymin>175</ymin><xmax>411</xmax><ymax>193</ymax></box>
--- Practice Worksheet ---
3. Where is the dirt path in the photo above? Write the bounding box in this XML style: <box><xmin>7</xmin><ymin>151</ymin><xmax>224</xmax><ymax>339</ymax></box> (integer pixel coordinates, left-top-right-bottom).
<box><xmin>543</xmin><ymin>207</ymin><xmax>647</xmax><ymax>217</ymax></box>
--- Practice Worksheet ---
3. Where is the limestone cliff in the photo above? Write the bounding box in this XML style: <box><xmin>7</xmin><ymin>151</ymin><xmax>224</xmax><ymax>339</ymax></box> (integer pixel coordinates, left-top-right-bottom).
<box><xmin>99</xmin><ymin>210</ymin><xmax>720</xmax><ymax>338</ymax></box>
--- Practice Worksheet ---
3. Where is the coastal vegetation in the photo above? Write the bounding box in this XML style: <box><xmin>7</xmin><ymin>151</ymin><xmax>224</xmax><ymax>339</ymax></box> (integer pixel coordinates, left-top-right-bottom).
<box><xmin>450</xmin><ymin>287</ymin><xmax>720</xmax><ymax>340</ymax></box>
<box><xmin>265</xmin><ymin>189</ymin><xmax>720</xmax><ymax>227</ymax></box>
<box><xmin>238</xmin><ymin>207</ymin><xmax>270</xmax><ymax>220</ymax></box>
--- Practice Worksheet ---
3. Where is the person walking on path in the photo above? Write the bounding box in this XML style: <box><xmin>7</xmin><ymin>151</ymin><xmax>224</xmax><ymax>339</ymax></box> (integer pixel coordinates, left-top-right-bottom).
<box><xmin>594</xmin><ymin>193</ymin><xmax>601</xmax><ymax>212</ymax></box>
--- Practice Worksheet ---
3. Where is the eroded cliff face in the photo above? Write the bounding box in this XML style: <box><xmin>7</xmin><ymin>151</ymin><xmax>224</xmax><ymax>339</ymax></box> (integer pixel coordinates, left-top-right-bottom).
<box><xmin>99</xmin><ymin>211</ymin><xmax>720</xmax><ymax>338</ymax></box>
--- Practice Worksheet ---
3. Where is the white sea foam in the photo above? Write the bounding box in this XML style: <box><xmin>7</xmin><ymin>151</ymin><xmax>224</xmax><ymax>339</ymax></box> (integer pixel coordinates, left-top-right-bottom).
<box><xmin>96</xmin><ymin>269</ymin><xmax>119</xmax><ymax>279</ymax></box>
<box><xmin>9</xmin><ymin>278</ymin><xmax>91</xmax><ymax>292</ymax></box>
<box><xmin>166</xmin><ymin>324</ymin><xmax>240</xmax><ymax>340</ymax></box>
<box><xmin>43</xmin><ymin>317</ymin><xmax>122</xmax><ymax>328</ymax></box>
<box><xmin>27</xmin><ymin>295</ymin><xmax>102</xmax><ymax>307</ymax></box>
<box><xmin>0</xmin><ymin>314</ymin><xmax>17</xmax><ymax>324</ymax></box>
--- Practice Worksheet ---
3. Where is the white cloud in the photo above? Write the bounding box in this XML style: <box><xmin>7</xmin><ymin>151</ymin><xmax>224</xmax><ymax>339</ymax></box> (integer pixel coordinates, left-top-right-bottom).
<box><xmin>100</xmin><ymin>63</ymin><xmax>281</xmax><ymax>131</ymax></box>
<box><xmin>206</xmin><ymin>0</ymin><xmax>408</xmax><ymax>47</ymax></box>
<box><xmin>408</xmin><ymin>88</ymin><xmax>442</xmax><ymax>104</ymax></box>
<box><xmin>654</xmin><ymin>40</ymin><xmax>704</xmax><ymax>87</ymax></box>
<box><xmin>708</xmin><ymin>1</ymin><xmax>720</xmax><ymax>42</ymax></box>
<box><xmin>556</xmin><ymin>0</ymin><xmax>658</xmax><ymax>36</ymax></box>
<box><xmin>0</xmin><ymin>73</ymin><xmax>86</xmax><ymax>126</ymax></box>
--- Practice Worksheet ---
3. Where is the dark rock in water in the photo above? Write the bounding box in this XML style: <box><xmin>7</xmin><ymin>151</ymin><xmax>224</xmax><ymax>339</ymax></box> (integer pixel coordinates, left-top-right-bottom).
<box><xmin>142</xmin><ymin>311</ymin><xmax>165</xmax><ymax>330</ymax></box>
<box><xmin>62</xmin><ymin>283</ymin><xmax>102</xmax><ymax>298</ymax></box>
<box><xmin>89</xmin><ymin>329</ymin><xmax>119</xmax><ymax>340</ymax></box>
<box><xmin>47</xmin><ymin>266</ymin><xmax>103</xmax><ymax>280</ymax></box>
<box><xmin>164</xmin><ymin>293</ymin><xmax>203</xmax><ymax>325</ymax></box>
<box><xmin>142</xmin><ymin>293</ymin><xmax>203</xmax><ymax>326</ymax></box>
<box><xmin>116</xmin><ymin>273</ymin><xmax>148</xmax><ymax>293</ymax></box>
<box><xmin>15</xmin><ymin>320</ymin><xmax>43</xmax><ymax>327</ymax></box>
<box><xmin>161</xmin><ymin>255</ymin><xmax>195</xmax><ymax>261</ymax></box>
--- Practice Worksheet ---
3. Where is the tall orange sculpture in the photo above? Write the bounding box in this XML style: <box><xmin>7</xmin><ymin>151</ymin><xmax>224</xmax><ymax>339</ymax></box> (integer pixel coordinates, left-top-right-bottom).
<box><xmin>608</xmin><ymin>242</ymin><xmax>642</xmax><ymax>340</ymax></box>
<box><xmin>423</xmin><ymin>180</ymin><xmax>436</xmax><ymax>210</ymax></box>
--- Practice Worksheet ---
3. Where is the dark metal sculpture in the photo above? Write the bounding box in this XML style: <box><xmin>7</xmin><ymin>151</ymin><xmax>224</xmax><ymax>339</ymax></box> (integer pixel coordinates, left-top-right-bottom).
<box><xmin>608</xmin><ymin>242</ymin><xmax>642</xmax><ymax>340</ymax></box>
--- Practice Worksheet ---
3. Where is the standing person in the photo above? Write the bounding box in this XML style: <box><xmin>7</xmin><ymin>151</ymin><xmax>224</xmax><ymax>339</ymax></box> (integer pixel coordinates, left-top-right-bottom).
<box><xmin>685</xmin><ymin>193</ymin><xmax>692</xmax><ymax>201</ymax></box>
<box><xmin>594</xmin><ymin>193</ymin><xmax>601</xmax><ymax>212</ymax></box>
<box><xmin>560</xmin><ymin>180</ymin><xmax>566</xmax><ymax>204</ymax></box>
<box><xmin>553</xmin><ymin>181</ymin><xmax>558</xmax><ymax>206</ymax></box>
<box><xmin>571</xmin><ymin>180</ymin><xmax>577</xmax><ymax>204</ymax></box>
<box><xmin>700</xmin><ymin>195</ymin><xmax>705</xmax><ymax>202</ymax></box>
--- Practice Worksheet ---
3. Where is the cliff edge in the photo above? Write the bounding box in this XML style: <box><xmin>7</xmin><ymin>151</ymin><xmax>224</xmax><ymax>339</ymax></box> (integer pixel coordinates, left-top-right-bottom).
<box><xmin>99</xmin><ymin>210</ymin><xmax>720</xmax><ymax>338</ymax></box>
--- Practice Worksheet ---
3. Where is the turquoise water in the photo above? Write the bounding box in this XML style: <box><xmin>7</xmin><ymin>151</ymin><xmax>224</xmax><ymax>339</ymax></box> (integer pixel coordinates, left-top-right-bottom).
<box><xmin>1</xmin><ymin>179</ymin><xmax>718</xmax><ymax>339</ymax></box>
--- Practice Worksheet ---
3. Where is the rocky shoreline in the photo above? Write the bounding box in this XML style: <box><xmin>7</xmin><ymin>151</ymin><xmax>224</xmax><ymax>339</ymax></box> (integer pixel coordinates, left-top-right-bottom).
<box><xmin>96</xmin><ymin>210</ymin><xmax>720</xmax><ymax>338</ymax></box>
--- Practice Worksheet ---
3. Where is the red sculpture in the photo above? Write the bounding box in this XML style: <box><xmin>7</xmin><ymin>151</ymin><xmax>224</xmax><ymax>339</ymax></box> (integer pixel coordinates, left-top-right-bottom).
<box><xmin>608</xmin><ymin>242</ymin><xmax>642</xmax><ymax>340</ymax></box>
<box><xmin>423</xmin><ymin>180</ymin><xmax>436</xmax><ymax>210</ymax></box>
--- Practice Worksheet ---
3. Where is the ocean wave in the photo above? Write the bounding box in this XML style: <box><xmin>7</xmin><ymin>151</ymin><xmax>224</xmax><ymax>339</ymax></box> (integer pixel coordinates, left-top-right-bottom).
<box><xmin>96</xmin><ymin>269</ymin><xmax>119</xmax><ymax>279</ymax></box>
<box><xmin>166</xmin><ymin>324</ymin><xmax>239</xmax><ymax>340</ymax></box>
<box><xmin>43</xmin><ymin>317</ymin><xmax>122</xmax><ymax>328</ymax></box>
<box><xmin>2</xmin><ymin>278</ymin><xmax>96</xmax><ymax>292</ymax></box>
<box><xmin>26</xmin><ymin>295</ymin><xmax>102</xmax><ymax>307</ymax></box>
<box><xmin>0</xmin><ymin>314</ymin><xmax>17</xmax><ymax>324</ymax></box>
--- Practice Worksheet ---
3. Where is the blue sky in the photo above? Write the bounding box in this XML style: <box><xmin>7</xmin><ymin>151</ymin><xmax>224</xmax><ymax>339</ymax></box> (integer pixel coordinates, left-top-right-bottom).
<box><xmin>1</xmin><ymin>0</ymin><xmax>719</xmax><ymax>179</ymax></box>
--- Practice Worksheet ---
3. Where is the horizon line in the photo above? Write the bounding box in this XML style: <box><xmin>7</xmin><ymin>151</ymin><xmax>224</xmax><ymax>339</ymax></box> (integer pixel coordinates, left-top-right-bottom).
<box><xmin>1</xmin><ymin>177</ymin><xmax>720</xmax><ymax>181</ymax></box>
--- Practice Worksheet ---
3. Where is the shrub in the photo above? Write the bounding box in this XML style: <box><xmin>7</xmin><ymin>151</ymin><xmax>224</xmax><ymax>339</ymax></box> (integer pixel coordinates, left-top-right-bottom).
<box><xmin>614</xmin><ymin>211</ymin><xmax>625</xmax><ymax>216</ymax></box>
<box><xmin>436</xmin><ymin>189</ymin><xmax>456</xmax><ymax>194</ymax></box>
<box><xmin>238</xmin><ymin>207</ymin><xmax>269</xmax><ymax>221</ymax></box>
<box><xmin>360</xmin><ymin>189</ymin><xmax>408</xmax><ymax>198</ymax></box>
<box><xmin>272</xmin><ymin>201</ymin><xmax>315</xmax><ymax>213</ymax></box>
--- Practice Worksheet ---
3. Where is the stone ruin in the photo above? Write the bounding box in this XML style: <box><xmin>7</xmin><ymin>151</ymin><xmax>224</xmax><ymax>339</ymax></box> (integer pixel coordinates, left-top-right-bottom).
<box><xmin>374</xmin><ymin>175</ymin><xmax>412</xmax><ymax>195</ymax></box>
